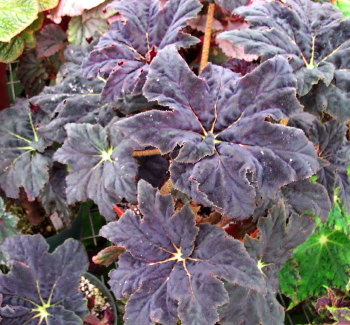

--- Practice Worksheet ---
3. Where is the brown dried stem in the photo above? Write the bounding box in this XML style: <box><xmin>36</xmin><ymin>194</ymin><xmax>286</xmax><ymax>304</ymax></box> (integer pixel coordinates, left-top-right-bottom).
<box><xmin>199</xmin><ymin>2</ymin><xmax>216</xmax><ymax>73</ymax></box>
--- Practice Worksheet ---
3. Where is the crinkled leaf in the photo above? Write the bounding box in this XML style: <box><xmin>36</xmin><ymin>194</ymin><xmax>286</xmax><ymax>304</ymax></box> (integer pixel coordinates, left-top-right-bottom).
<box><xmin>309</xmin><ymin>119</ymin><xmax>350</xmax><ymax>213</ymax></box>
<box><xmin>244</xmin><ymin>201</ymin><xmax>315</xmax><ymax>290</ymax></box>
<box><xmin>0</xmin><ymin>36</ymin><xmax>24</xmax><ymax>63</ymax></box>
<box><xmin>100</xmin><ymin>180</ymin><xmax>266</xmax><ymax>325</ymax></box>
<box><xmin>0</xmin><ymin>234</ymin><xmax>88</xmax><ymax>323</ymax></box>
<box><xmin>31</xmin><ymin>58</ymin><xmax>114</xmax><ymax>143</ymax></box>
<box><xmin>0</xmin><ymin>0</ymin><xmax>38</xmax><ymax>42</ymax></box>
<box><xmin>38</xmin><ymin>0</ymin><xmax>58</xmax><ymax>11</ymax></box>
<box><xmin>218</xmin><ymin>0</ymin><xmax>350</xmax><ymax>100</ymax></box>
<box><xmin>0</xmin><ymin>197</ymin><xmax>19</xmax><ymax>264</ymax></box>
<box><xmin>214</xmin><ymin>0</ymin><xmax>249</xmax><ymax>12</ymax></box>
<box><xmin>54</xmin><ymin>122</ymin><xmax>142</xmax><ymax>221</ymax></box>
<box><xmin>281</xmin><ymin>179</ymin><xmax>331</xmax><ymax>222</ymax></box>
<box><xmin>82</xmin><ymin>0</ymin><xmax>201</xmax><ymax>102</ymax></box>
<box><xmin>219</xmin><ymin>283</ymin><xmax>284</xmax><ymax>325</ymax></box>
<box><xmin>281</xmin><ymin>228</ymin><xmax>350</xmax><ymax>302</ymax></box>
<box><xmin>36</xmin><ymin>24</ymin><xmax>67</xmax><ymax>58</ymax></box>
<box><xmin>17</xmin><ymin>49</ymin><xmax>52</xmax><ymax>97</ymax></box>
<box><xmin>301</xmin><ymin>70</ymin><xmax>350</xmax><ymax>122</ymax></box>
<box><xmin>0</xmin><ymin>100</ymin><xmax>52</xmax><ymax>200</ymax></box>
<box><xmin>38</xmin><ymin>162</ymin><xmax>71</xmax><ymax>226</ymax></box>
<box><xmin>317</xmin><ymin>194</ymin><xmax>350</xmax><ymax>236</ymax></box>
<box><xmin>117</xmin><ymin>46</ymin><xmax>319</xmax><ymax>219</ymax></box>
<box><xmin>68</xmin><ymin>16</ymin><xmax>108</xmax><ymax>46</ymax></box>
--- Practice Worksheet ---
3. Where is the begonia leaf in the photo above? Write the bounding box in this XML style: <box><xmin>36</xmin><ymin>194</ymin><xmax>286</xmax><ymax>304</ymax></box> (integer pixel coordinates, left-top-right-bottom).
<box><xmin>36</xmin><ymin>24</ymin><xmax>67</xmax><ymax>58</ymax></box>
<box><xmin>214</xmin><ymin>0</ymin><xmax>249</xmax><ymax>12</ymax></box>
<box><xmin>219</xmin><ymin>283</ymin><xmax>284</xmax><ymax>325</ymax></box>
<box><xmin>334</xmin><ymin>0</ymin><xmax>350</xmax><ymax>18</ymax></box>
<box><xmin>280</xmin><ymin>227</ymin><xmax>350</xmax><ymax>302</ymax></box>
<box><xmin>0</xmin><ymin>235</ymin><xmax>88</xmax><ymax>324</ymax></box>
<box><xmin>48</xmin><ymin>0</ymin><xmax>106</xmax><ymax>23</ymax></box>
<box><xmin>0</xmin><ymin>197</ymin><xmax>19</xmax><ymax>264</ymax></box>
<box><xmin>53</xmin><ymin>122</ymin><xmax>142</xmax><ymax>221</ymax></box>
<box><xmin>38</xmin><ymin>162</ymin><xmax>71</xmax><ymax>226</ymax></box>
<box><xmin>100</xmin><ymin>180</ymin><xmax>266</xmax><ymax>325</ymax></box>
<box><xmin>82</xmin><ymin>0</ymin><xmax>201</xmax><ymax>103</ymax></box>
<box><xmin>0</xmin><ymin>0</ymin><xmax>38</xmax><ymax>43</ymax></box>
<box><xmin>30</xmin><ymin>45</ymin><xmax>114</xmax><ymax>143</ymax></box>
<box><xmin>116</xmin><ymin>46</ymin><xmax>319</xmax><ymax>219</ymax></box>
<box><xmin>0</xmin><ymin>100</ymin><xmax>52</xmax><ymax>200</ymax></box>
<box><xmin>244</xmin><ymin>201</ymin><xmax>315</xmax><ymax>290</ymax></box>
<box><xmin>218</xmin><ymin>0</ymin><xmax>350</xmax><ymax>119</ymax></box>
<box><xmin>309</xmin><ymin>119</ymin><xmax>350</xmax><ymax>213</ymax></box>
<box><xmin>38</xmin><ymin>0</ymin><xmax>58</xmax><ymax>12</ymax></box>
<box><xmin>281</xmin><ymin>179</ymin><xmax>331</xmax><ymax>222</ymax></box>
<box><xmin>0</xmin><ymin>36</ymin><xmax>25</xmax><ymax>63</ymax></box>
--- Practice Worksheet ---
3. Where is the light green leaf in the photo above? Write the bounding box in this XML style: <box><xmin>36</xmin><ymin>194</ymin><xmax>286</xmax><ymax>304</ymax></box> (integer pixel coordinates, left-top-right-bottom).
<box><xmin>68</xmin><ymin>15</ymin><xmax>108</xmax><ymax>46</ymax></box>
<box><xmin>0</xmin><ymin>0</ymin><xmax>38</xmax><ymax>42</ymax></box>
<box><xmin>289</xmin><ymin>228</ymin><xmax>350</xmax><ymax>302</ymax></box>
<box><xmin>0</xmin><ymin>36</ymin><xmax>25</xmax><ymax>63</ymax></box>
<box><xmin>334</xmin><ymin>0</ymin><xmax>350</xmax><ymax>18</ymax></box>
<box><xmin>38</xmin><ymin>0</ymin><xmax>58</xmax><ymax>11</ymax></box>
<box><xmin>327</xmin><ymin>306</ymin><xmax>350</xmax><ymax>322</ymax></box>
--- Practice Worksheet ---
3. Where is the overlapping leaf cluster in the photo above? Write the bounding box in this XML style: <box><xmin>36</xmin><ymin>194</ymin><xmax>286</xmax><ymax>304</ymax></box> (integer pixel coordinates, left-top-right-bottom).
<box><xmin>0</xmin><ymin>235</ymin><xmax>88</xmax><ymax>324</ymax></box>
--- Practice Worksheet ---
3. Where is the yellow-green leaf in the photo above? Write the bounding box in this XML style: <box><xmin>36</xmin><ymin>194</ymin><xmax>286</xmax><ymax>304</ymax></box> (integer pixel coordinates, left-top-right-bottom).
<box><xmin>0</xmin><ymin>0</ymin><xmax>38</xmax><ymax>42</ymax></box>
<box><xmin>0</xmin><ymin>36</ymin><xmax>25</xmax><ymax>63</ymax></box>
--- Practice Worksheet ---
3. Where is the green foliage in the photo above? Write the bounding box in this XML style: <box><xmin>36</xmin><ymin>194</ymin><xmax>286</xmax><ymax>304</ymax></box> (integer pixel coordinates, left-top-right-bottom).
<box><xmin>334</xmin><ymin>0</ymin><xmax>350</xmax><ymax>18</ymax></box>
<box><xmin>280</xmin><ymin>228</ymin><xmax>350</xmax><ymax>303</ymax></box>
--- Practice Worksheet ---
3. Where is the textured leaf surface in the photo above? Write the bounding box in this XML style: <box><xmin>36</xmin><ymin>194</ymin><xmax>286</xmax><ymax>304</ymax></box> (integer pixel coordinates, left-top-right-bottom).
<box><xmin>309</xmin><ymin>119</ymin><xmax>350</xmax><ymax>213</ymax></box>
<box><xmin>117</xmin><ymin>46</ymin><xmax>319</xmax><ymax>219</ymax></box>
<box><xmin>0</xmin><ymin>197</ymin><xmax>19</xmax><ymax>264</ymax></box>
<box><xmin>36</xmin><ymin>24</ymin><xmax>66</xmax><ymax>57</ymax></box>
<box><xmin>54</xmin><ymin>122</ymin><xmax>142</xmax><ymax>221</ymax></box>
<box><xmin>38</xmin><ymin>162</ymin><xmax>71</xmax><ymax>226</ymax></box>
<box><xmin>68</xmin><ymin>16</ymin><xmax>108</xmax><ymax>46</ymax></box>
<box><xmin>100</xmin><ymin>180</ymin><xmax>266</xmax><ymax>325</ymax></box>
<box><xmin>281</xmin><ymin>228</ymin><xmax>350</xmax><ymax>302</ymax></box>
<box><xmin>218</xmin><ymin>0</ymin><xmax>350</xmax><ymax>103</ymax></box>
<box><xmin>0</xmin><ymin>0</ymin><xmax>38</xmax><ymax>42</ymax></box>
<box><xmin>31</xmin><ymin>45</ymin><xmax>114</xmax><ymax>143</ymax></box>
<box><xmin>0</xmin><ymin>100</ymin><xmax>52</xmax><ymax>200</ymax></box>
<box><xmin>281</xmin><ymin>179</ymin><xmax>331</xmax><ymax>222</ymax></box>
<box><xmin>38</xmin><ymin>0</ymin><xmax>58</xmax><ymax>11</ymax></box>
<box><xmin>82</xmin><ymin>0</ymin><xmax>201</xmax><ymax>102</ymax></box>
<box><xmin>244</xmin><ymin>201</ymin><xmax>315</xmax><ymax>290</ymax></box>
<box><xmin>219</xmin><ymin>283</ymin><xmax>284</xmax><ymax>325</ymax></box>
<box><xmin>0</xmin><ymin>36</ymin><xmax>24</xmax><ymax>63</ymax></box>
<box><xmin>0</xmin><ymin>235</ymin><xmax>88</xmax><ymax>323</ymax></box>
<box><xmin>214</xmin><ymin>0</ymin><xmax>249</xmax><ymax>12</ymax></box>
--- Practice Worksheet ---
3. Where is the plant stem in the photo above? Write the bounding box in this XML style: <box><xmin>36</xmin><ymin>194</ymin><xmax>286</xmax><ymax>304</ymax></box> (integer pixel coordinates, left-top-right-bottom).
<box><xmin>132</xmin><ymin>148</ymin><xmax>161</xmax><ymax>157</ymax></box>
<box><xmin>199</xmin><ymin>2</ymin><xmax>216</xmax><ymax>73</ymax></box>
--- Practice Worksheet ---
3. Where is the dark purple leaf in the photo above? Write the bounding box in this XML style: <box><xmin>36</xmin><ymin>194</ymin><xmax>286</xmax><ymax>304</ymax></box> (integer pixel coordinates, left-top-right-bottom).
<box><xmin>82</xmin><ymin>0</ymin><xmax>201</xmax><ymax>103</ymax></box>
<box><xmin>301</xmin><ymin>71</ymin><xmax>350</xmax><ymax>122</ymax></box>
<box><xmin>218</xmin><ymin>0</ymin><xmax>350</xmax><ymax>111</ymax></box>
<box><xmin>219</xmin><ymin>283</ymin><xmax>284</xmax><ymax>325</ymax></box>
<box><xmin>309</xmin><ymin>120</ymin><xmax>350</xmax><ymax>213</ymax></box>
<box><xmin>244</xmin><ymin>201</ymin><xmax>315</xmax><ymax>290</ymax></box>
<box><xmin>100</xmin><ymin>180</ymin><xmax>266</xmax><ymax>325</ymax></box>
<box><xmin>38</xmin><ymin>162</ymin><xmax>72</xmax><ymax>226</ymax></box>
<box><xmin>36</xmin><ymin>24</ymin><xmax>67</xmax><ymax>58</ymax></box>
<box><xmin>281</xmin><ymin>179</ymin><xmax>331</xmax><ymax>222</ymax></box>
<box><xmin>0</xmin><ymin>235</ymin><xmax>88</xmax><ymax>324</ymax></box>
<box><xmin>53</xmin><ymin>121</ymin><xmax>142</xmax><ymax>221</ymax></box>
<box><xmin>214</xmin><ymin>0</ymin><xmax>249</xmax><ymax>12</ymax></box>
<box><xmin>0</xmin><ymin>100</ymin><xmax>52</xmax><ymax>200</ymax></box>
<box><xmin>117</xmin><ymin>46</ymin><xmax>319</xmax><ymax>219</ymax></box>
<box><xmin>31</xmin><ymin>70</ymin><xmax>111</xmax><ymax>144</ymax></box>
